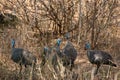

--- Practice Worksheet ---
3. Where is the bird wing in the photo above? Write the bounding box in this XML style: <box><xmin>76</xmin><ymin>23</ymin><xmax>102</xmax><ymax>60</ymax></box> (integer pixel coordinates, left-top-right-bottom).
<box><xmin>100</xmin><ymin>51</ymin><xmax>113</xmax><ymax>60</ymax></box>
<box><xmin>62</xmin><ymin>41</ymin><xmax>77</xmax><ymax>60</ymax></box>
<box><xmin>87</xmin><ymin>50</ymin><xmax>103</xmax><ymax>63</ymax></box>
<box><xmin>22</xmin><ymin>50</ymin><xmax>35</xmax><ymax>64</ymax></box>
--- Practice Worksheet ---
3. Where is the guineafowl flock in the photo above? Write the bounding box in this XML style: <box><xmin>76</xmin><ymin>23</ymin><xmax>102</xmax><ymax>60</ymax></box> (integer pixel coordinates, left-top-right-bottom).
<box><xmin>10</xmin><ymin>33</ymin><xmax>117</xmax><ymax>78</ymax></box>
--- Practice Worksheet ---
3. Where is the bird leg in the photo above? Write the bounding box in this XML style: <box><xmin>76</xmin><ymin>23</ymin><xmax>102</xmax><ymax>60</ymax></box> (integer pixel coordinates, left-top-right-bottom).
<box><xmin>94</xmin><ymin>64</ymin><xmax>100</xmax><ymax>75</ymax></box>
<box><xmin>19</xmin><ymin>63</ymin><xmax>22</xmax><ymax>74</ymax></box>
<box><xmin>40</xmin><ymin>57</ymin><xmax>46</xmax><ymax>67</ymax></box>
<box><xmin>24</xmin><ymin>64</ymin><xmax>27</xmax><ymax>68</ymax></box>
<box><xmin>19</xmin><ymin>63</ymin><xmax>23</xmax><ymax>79</ymax></box>
<box><xmin>70</xmin><ymin>60</ymin><xmax>74</xmax><ymax>71</ymax></box>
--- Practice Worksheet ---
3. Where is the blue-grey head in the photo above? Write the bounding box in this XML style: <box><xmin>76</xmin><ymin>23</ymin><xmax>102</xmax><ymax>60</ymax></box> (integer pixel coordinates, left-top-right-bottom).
<box><xmin>44</xmin><ymin>46</ymin><xmax>49</xmax><ymax>53</ymax></box>
<box><xmin>11</xmin><ymin>39</ymin><xmax>15</xmax><ymax>48</ymax></box>
<box><xmin>84</xmin><ymin>42</ymin><xmax>91</xmax><ymax>50</ymax></box>
<box><xmin>56</xmin><ymin>38</ymin><xmax>62</xmax><ymax>47</ymax></box>
<box><xmin>64</xmin><ymin>32</ymin><xmax>70</xmax><ymax>39</ymax></box>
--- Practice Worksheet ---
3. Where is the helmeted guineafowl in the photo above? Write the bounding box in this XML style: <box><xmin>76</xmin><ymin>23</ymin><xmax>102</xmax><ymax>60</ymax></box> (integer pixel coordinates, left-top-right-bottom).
<box><xmin>84</xmin><ymin>42</ymin><xmax>117</xmax><ymax>75</ymax></box>
<box><xmin>40</xmin><ymin>46</ymin><xmax>49</xmax><ymax>66</ymax></box>
<box><xmin>55</xmin><ymin>37</ymin><xmax>77</xmax><ymax>71</ymax></box>
<box><xmin>11</xmin><ymin>39</ymin><xmax>36</xmax><ymax>73</ymax></box>
<box><xmin>40</xmin><ymin>46</ymin><xmax>53</xmax><ymax>66</ymax></box>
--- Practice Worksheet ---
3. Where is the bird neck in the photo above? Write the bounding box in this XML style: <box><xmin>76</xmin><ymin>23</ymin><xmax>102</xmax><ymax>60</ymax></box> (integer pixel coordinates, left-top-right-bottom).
<box><xmin>87</xmin><ymin>50</ymin><xmax>91</xmax><ymax>57</ymax></box>
<box><xmin>11</xmin><ymin>47</ymin><xmax>15</xmax><ymax>54</ymax></box>
<box><xmin>56</xmin><ymin>45</ymin><xmax>60</xmax><ymax>52</ymax></box>
<box><xmin>12</xmin><ymin>45</ymin><xmax>15</xmax><ymax>48</ymax></box>
<box><xmin>55</xmin><ymin>45</ymin><xmax>63</xmax><ymax>57</ymax></box>
<box><xmin>11</xmin><ymin>41</ymin><xmax>15</xmax><ymax>49</ymax></box>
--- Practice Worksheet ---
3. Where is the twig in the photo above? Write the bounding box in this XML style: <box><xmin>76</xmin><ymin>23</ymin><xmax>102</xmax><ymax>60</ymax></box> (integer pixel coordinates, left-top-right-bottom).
<box><xmin>114</xmin><ymin>71</ymin><xmax>120</xmax><ymax>80</ymax></box>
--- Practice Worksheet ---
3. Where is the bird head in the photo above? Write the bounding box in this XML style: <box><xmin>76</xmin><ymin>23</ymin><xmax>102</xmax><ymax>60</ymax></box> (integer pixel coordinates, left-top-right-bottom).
<box><xmin>64</xmin><ymin>32</ymin><xmax>70</xmax><ymax>40</ymax></box>
<box><xmin>44</xmin><ymin>46</ymin><xmax>49</xmax><ymax>53</ymax></box>
<box><xmin>56</xmin><ymin>38</ymin><xmax>62</xmax><ymax>47</ymax></box>
<box><xmin>84</xmin><ymin>42</ymin><xmax>91</xmax><ymax>50</ymax></box>
<box><xmin>11</xmin><ymin>39</ymin><xmax>15</xmax><ymax>48</ymax></box>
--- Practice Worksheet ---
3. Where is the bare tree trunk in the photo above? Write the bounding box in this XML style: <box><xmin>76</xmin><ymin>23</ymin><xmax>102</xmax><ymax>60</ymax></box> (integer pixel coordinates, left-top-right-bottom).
<box><xmin>91</xmin><ymin>0</ymin><xmax>97</xmax><ymax>49</ymax></box>
<box><xmin>78</xmin><ymin>0</ymin><xmax>82</xmax><ymax>44</ymax></box>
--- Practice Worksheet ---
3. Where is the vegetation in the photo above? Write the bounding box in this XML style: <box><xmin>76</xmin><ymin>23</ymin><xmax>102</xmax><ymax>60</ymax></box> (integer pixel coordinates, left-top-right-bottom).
<box><xmin>0</xmin><ymin>0</ymin><xmax>120</xmax><ymax>80</ymax></box>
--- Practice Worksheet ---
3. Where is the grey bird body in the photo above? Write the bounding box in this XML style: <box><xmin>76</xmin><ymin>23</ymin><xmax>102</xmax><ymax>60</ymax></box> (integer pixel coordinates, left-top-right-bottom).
<box><xmin>11</xmin><ymin>48</ymin><xmax>36</xmax><ymax>67</ymax></box>
<box><xmin>87</xmin><ymin>50</ymin><xmax>115</xmax><ymax>66</ymax></box>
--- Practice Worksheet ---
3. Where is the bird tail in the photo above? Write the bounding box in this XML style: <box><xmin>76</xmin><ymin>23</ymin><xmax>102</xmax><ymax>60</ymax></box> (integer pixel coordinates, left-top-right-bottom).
<box><xmin>110</xmin><ymin>62</ymin><xmax>117</xmax><ymax>67</ymax></box>
<box><xmin>109</xmin><ymin>60</ymin><xmax>117</xmax><ymax>67</ymax></box>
